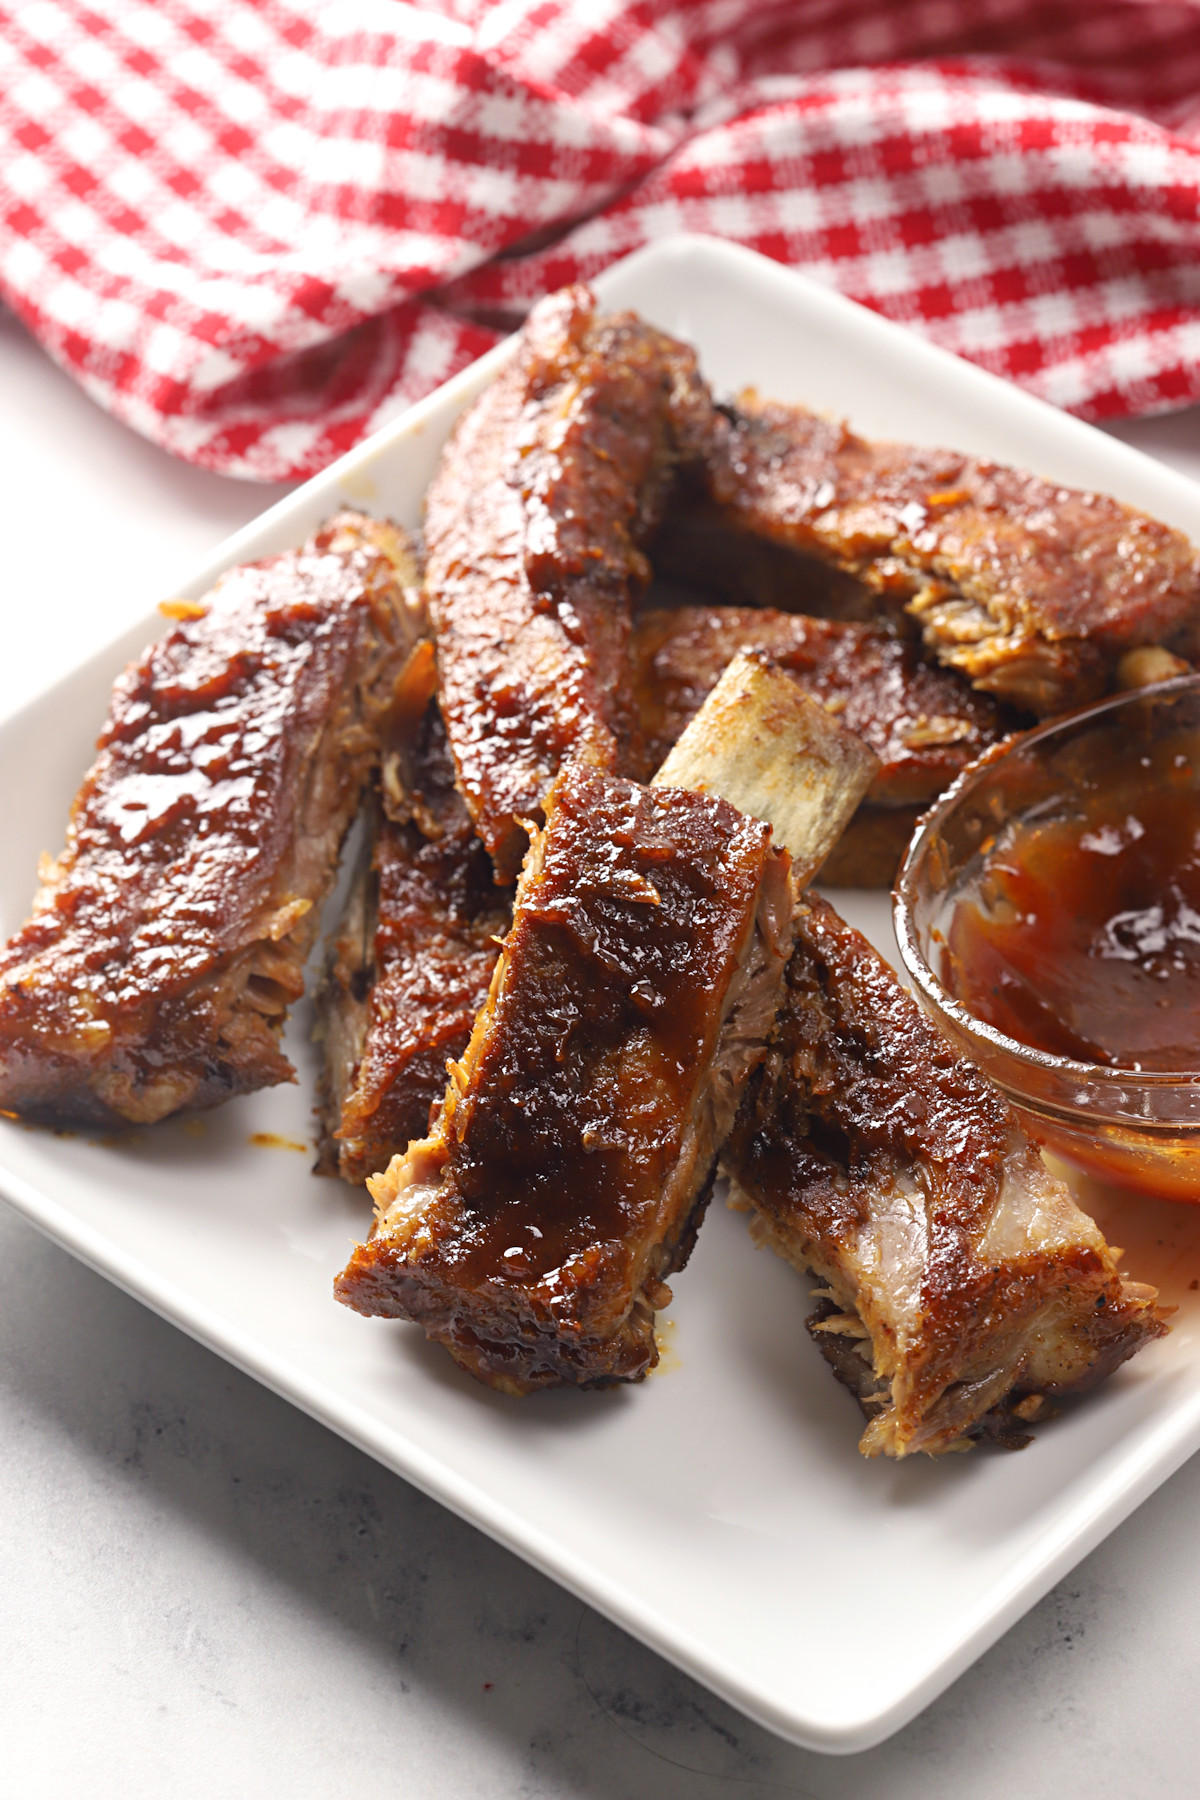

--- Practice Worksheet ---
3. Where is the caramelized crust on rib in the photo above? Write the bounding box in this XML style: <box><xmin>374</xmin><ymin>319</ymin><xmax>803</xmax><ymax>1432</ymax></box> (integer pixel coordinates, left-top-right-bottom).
<box><xmin>695</xmin><ymin>398</ymin><xmax>1200</xmax><ymax>714</ymax></box>
<box><xmin>425</xmin><ymin>284</ymin><xmax>715</xmax><ymax>881</ymax></box>
<box><xmin>0</xmin><ymin>512</ymin><xmax>419</xmax><ymax>1129</ymax></box>
<box><xmin>632</xmin><ymin>604</ymin><xmax>1007</xmax><ymax>806</ymax></box>
<box><xmin>317</xmin><ymin>702</ymin><xmax>511</xmax><ymax>1185</ymax></box>
<box><xmin>336</xmin><ymin>763</ymin><xmax>793</xmax><ymax>1392</ymax></box>
<box><xmin>724</xmin><ymin>894</ymin><xmax>1168</xmax><ymax>1456</ymax></box>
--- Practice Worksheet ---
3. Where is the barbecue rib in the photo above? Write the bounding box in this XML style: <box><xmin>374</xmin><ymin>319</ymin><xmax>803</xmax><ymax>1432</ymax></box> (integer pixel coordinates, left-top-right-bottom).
<box><xmin>632</xmin><ymin>604</ymin><xmax>1006</xmax><ymax>805</ymax></box>
<box><xmin>335</xmin><ymin>662</ymin><xmax>878</xmax><ymax>1391</ymax></box>
<box><xmin>723</xmin><ymin>893</ymin><xmax>1169</xmax><ymax>1456</ymax></box>
<box><xmin>316</xmin><ymin>687</ymin><xmax>511</xmax><ymax>1186</ymax></box>
<box><xmin>0</xmin><ymin>512</ymin><xmax>420</xmax><ymax>1129</ymax></box>
<box><xmin>425</xmin><ymin>284</ymin><xmax>715</xmax><ymax>882</ymax></box>
<box><xmin>694</xmin><ymin>396</ymin><xmax>1200</xmax><ymax>715</ymax></box>
<box><xmin>651</xmin><ymin>651</ymin><xmax>878</xmax><ymax>871</ymax></box>
<box><xmin>337</xmin><ymin>763</ymin><xmax>793</xmax><ymax>1390</ymax></box>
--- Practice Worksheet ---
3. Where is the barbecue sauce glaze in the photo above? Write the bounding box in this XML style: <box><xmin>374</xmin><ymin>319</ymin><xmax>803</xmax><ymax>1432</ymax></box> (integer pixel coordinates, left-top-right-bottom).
<box><xmin>946</xmin><ymin>745</ymin><xmax>1200</xmax><ymax>1072</ymax></box>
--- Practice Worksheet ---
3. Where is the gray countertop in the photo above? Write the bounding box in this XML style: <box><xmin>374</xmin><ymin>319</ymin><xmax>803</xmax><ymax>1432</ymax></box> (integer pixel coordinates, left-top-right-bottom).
<box><xmin>3</xmin><ymin>303</ymin><xmax>1199</xmax><ymax>1797</ymax></box>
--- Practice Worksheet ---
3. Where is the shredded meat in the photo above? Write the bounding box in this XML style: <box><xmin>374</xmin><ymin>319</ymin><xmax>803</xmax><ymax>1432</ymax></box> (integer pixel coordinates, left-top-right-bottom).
<box><xmin>335</xmin><ymin>762</ymin><xmax>793</xmax><ymax>1392</ymax></box>
<box><xmin>425</xmin><ymin>284</ymin><xmax>715</xmax><ymax>881</ymax></box>
<box><xmin>314</xmin><ymin>811</ymin><xmax>378</xmax><ymax>1167</ymax></box>
<box><xmin>0</xmin><ymin>512</ymin><xmax>418</xmax><ymax>1128</ymax></box>
<box><xmin>692</xmin><ymin>397</ymin><xmax>1200</xmax><ymax>715</ymax></box>
<box><xmin>723</xmin><ymin>894</ymin><xmax>1169</xmax><ymax>1456</ymax></box>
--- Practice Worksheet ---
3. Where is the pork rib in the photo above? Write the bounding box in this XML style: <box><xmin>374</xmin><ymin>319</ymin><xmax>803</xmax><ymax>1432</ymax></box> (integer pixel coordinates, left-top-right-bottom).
<box><xmin>0</xmin><ymin>512</ymin><xmax>419</xmax><ymax>1129</ymax></box>
<box><xmin>723</xmin><ymin>893</ymin><xmax>1168</xmax><ymax>1456</ymax></box>
<box><xmin>650</xmin><ymin>650</ymin><xmax>878</xmax><ymax>876</ymax></box>
<box><xmin>336</xmin><ymin>762</ymin><xmax>793</xmax><ymax>1390</ymax></box>
<box><xmin>334</xmin><ymin>662</ymin><xmax>877</xmax><ymax>1391</ymax></box>
<box><xmin>425</xmin><ymin>284</ymin><xmax>714</xmax><ymax>882</ymax></box>
<box><xmin>316</xmin><ymin>693</ymin><xmax>511</xmax><ymax>1186</ymax></box>
<box><xmin>632</xmin><ymin>604</ymin><xmax>1006</xmax><ymax>806</ymax></box>
<box><xmin>695</xmin><ymin>397</ymin><xmax>1200</xmax><ymax>715</ymax></box>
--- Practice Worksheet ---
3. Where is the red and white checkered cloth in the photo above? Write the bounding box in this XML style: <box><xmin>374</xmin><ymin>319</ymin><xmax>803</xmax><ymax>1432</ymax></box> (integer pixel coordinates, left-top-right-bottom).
<box><xmin>5</xmin><ymin>0</ymin><xmax>1200</xmax><ymax>482</ymax></box>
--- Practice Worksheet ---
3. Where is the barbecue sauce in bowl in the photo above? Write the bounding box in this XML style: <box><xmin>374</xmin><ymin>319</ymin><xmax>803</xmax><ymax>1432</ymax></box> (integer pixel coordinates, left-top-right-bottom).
<box><xmin>895</xmin><ymin>677</ymin><xmax>1200</xmax><ymax>1202</ymax></box>
<box><xmin>946</xmin><ymin>753</ymin><xmax>1200</xmax><ymax>1073</ymax></box>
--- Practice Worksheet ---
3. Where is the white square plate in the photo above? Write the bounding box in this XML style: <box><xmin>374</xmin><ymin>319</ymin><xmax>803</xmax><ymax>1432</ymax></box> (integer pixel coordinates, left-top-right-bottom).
<box><xmin>3</xmin><ymin>236</ymin><xmax>1200</xmax><ymax>1754</ymax></box>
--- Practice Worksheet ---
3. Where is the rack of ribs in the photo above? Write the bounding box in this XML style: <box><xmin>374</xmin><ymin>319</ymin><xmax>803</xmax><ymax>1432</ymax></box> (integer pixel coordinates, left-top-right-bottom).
<box><xmin>317</xmin><ymin>660</ymin><xmax>512</xmax><ymax>1186</ymax></box>
<box><xmin>335</xmin><ymin>659</ymin><xmax>877</xmax><ymax>1392</ymax></box>
<box><xmin>0</xmin><ymin>513</ymin><xmax>421</xmax><ymax>1129</ymax></box>
<box><xmin>425</xmin><ymin>283</ymin><xmax>716</xmax><ymax>882</ymax></box>
<box><xmin>723</xmin><ymin>892</ymin><xmax>1168</xmax><ymax>1456</ymax></box>
<box><xmin>691</xmin><ymin>396</ymin><xmax>1200</xmax><ymax>716</ymax></box>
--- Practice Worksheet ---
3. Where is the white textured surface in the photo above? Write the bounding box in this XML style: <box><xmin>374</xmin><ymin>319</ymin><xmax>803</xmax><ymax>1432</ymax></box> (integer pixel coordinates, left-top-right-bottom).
<box><xmin>4</xmin><ymin>294</ymin><xmax>1200</xmax><ymax>1793</ymax></box>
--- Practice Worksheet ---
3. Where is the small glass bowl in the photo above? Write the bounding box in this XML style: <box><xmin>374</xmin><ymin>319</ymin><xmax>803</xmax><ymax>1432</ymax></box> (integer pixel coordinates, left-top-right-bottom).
<box><xmin>894</xmin><ymin>674</ymin><xmax>1200</xmax><ymax>1202</ymax></box>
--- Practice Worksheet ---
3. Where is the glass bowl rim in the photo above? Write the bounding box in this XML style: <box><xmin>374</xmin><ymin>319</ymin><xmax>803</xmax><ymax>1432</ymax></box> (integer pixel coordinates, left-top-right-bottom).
<box><xmin>892</xmin><ymin>672</ymin><xmax>1200</xmax><ymax>1095</ymax></box>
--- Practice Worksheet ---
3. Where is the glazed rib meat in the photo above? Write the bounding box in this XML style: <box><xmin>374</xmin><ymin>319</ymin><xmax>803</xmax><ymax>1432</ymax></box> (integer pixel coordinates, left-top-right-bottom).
<box><xmin>317</xmin><ymin>692</ymin><xmax>511</xmax><ymax>1186</ymax></box>
<box><xmin>696</xmin><ymin>397</ymin><xmax>1200</xmax><ymax>715</ymax></box>
<box><xmin>335</xmin><ymin>661</ymin><xmax>879</xmax><ymax>1391</ymax></box>
<box><xmin>631</xmin><ymin>604</ymin><xmax>1006</xmax><ymax>806</ymax></box>
<box><xmin>0</xmin><ymin>512</ymin><xmax>419</xmax><ymax>1129</ymax></box>
<box><xmin>723</xmin><ymin>893</ymin><xmax>1168</xmax><ymax>1456</ymax></box>
<box><xmin>425</xmin><ymin>284</ymin><xmax>715</xmax><ymax>882</ymax></box>
<box><xmin>335</xmin><ymin>761</ymin><xmax>794</xmax><ymax>1391</ymax></box>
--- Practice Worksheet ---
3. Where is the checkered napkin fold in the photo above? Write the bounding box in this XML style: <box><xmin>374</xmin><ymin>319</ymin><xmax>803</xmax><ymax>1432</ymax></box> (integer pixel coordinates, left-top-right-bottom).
<box><xmin>5</xmin><ymin>0</ymin><xmax>1200</xmax><ymax>482</ymax></box>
